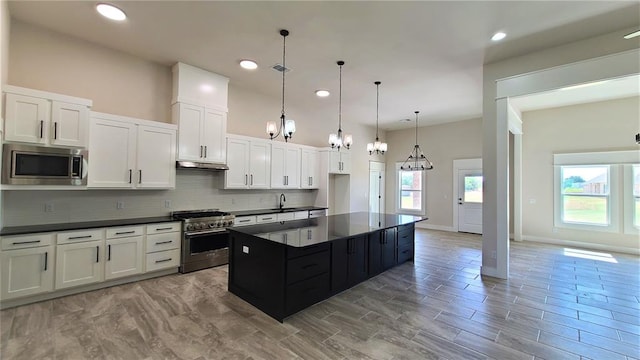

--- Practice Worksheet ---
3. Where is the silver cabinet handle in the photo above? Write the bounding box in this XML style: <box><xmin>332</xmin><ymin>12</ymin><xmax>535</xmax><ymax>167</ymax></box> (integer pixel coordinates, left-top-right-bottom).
<box><xmin>283</xmin><ymin>175</ymin><xmax>286</xmax><ymax>186</ymax></box>
<box><xmin>263</xmin><ymin>217</ymin><xmax>273</xmax><ymax>220</ymax></box>
<box><xmin>155</xmin><ymin>240</ymin><xmax>172</xmax><ymax>245</ymax></box>
<box><xmin>155</xmin><ymin>258</ymin><xmax>172</xmax><ymax>263</ymax></box>
<box><xmin>155</xmin><ymin>227</ymin><xmax>173</xmax><ymax>231</ymax></box>
<box><xmin>238</xmin><ymin>219</ymin><xmax>251</xmax><ymax>223</ymax></box>
<box><xmin>250</xmin><ymin>174</ymin><xmax>253</xmax><ymax>185</ymax></box>
<box><xmin>129</xmin><ymin>169</ymin><xmax>132</xmax><ymax>184</ymax></box>
<box><xmin>54</xmin><ymin>122</ymin><xmax>58</xmax><ymax>139</ymax></box>
<box><xmin>245</xmin><ymin>174</ymin><xmax>248</xmax><ymax>185</ymax></box>
<box><xmin>12</xmin><ymin>240</ymin><xmax>41</xmax><ymax>245</ymax></box>
<box><xmin>200</xmin><ymin>145</ymin><xmax>203</xmax><ymax>158</ymax></box>
<box><xmin>69</xmin><ymin>235</ymin><xmax>92</xmax><ymax>240</ymax></box>
<box><xmin>115</xmin><ymin>230</ymin><xmax>135</xmax><ymax>235</ymax></box>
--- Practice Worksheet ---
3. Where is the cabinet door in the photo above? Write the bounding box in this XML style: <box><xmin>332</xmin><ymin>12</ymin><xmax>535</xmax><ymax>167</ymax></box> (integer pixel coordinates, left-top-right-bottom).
<box><xmin>202</xmin><ymin>108</ymin><xmax>227</xmax><ymax>163</ymax></box>
<box><xmin>176</xmin><ymin>103</ymin><xmax>204</xmax><ymax>162</ymax></box>
<box><xmin>225</xmin><ymin>138</ymin><xmax>250</xmax><ymax>188</ymax></box>
<box><xmin>348</xmin><ymin>236</ymin><xmax>368</xmax><ymax>285</ymax></box>
<box><xmin>50</xmin><ymin>101</ymin><xmax>88</xmax><ymax>147</ymax></box>
<box><xmin>284</xmin><ymin>146</ymin><xmax>300</xmax><ymax>188</ymax></box>
<box><xmin>105</xmin><ymin>236</ymin><xmax>143</xmax><ymax>280</ymax></box>
<box><xmin>88</xmin><ymin>117</ymin><xmax>136</xmax><ymax>188</ymax></box>
<box><xmin>56</xmin><ymin>242</ymin><xmax>104</xmax><ymax>290</ymax></box>
<box><xmin>301</xmin><ymin>149</ymin><xmax>319</xmax><ymax>189</ymax></box>
<box><xmin>136</xmin><ymin>125</ymin><xmax>176</xmax><ymax>189</ymax></box>
<box><xmin>340</xmin><ymin>152</ymin><xmax>352</xmax><ymax>174</ymax></box>
<box><xmin>368</xmin><ymin>231</ymin><xmax>383</xmax><ymax>276</ymax></box>
<box><xmin>382</xmin><ymin>228</ymin><xmax>397</xmax><ymax>270</ymax></box>
<box><xmin>0</xmin><ymin>245</ymin><xmax>54</xmax><ymax>300</ymax></box>
<box><xmin>270</xmin><ymin>143</ymin><xmax>286</xmax><ymax>188</ymax></box>
<box><xmin>328</xmin><ymin>151</ymin><xmax>341</xmax><ymax>173</ymax></box>
<box><xmin>4</xmin><ymin>93</ymin><xmax>50</xmax><ymax>144</ymax></box>
<box><xmin>249</xmin><ymin>141</ymin><xmax>270</xmax><ymax>188</ymax></box>
<box><xmin>330</xmin><ymin>238</ymin><xmax>349</xmax><ymax>293</ymax></box>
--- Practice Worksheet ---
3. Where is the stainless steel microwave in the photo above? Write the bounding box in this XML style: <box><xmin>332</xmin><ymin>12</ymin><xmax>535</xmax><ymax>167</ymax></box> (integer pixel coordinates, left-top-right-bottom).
<box><xmin>2</xmin><ymin>144</ymin><xmax>88</xmax><ymax>186</ymax></box>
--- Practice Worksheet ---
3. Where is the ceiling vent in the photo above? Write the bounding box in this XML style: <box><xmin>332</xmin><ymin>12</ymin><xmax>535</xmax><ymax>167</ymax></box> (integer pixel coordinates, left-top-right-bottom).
<box><xmin>272</xmin><ymin>63</ymin><xmax>291</xmax><ymax>73</ymax></box>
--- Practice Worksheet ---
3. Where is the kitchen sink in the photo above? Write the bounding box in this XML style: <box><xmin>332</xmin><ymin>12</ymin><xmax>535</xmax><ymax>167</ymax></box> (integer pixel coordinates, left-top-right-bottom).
<box><xmin>270</xmin><ymin>207</ymin><xmax>297</xmax><ymax>212</ymax></box>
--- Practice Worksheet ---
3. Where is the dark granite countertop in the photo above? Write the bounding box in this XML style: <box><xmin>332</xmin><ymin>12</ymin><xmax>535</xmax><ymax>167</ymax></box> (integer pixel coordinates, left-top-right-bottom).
<box><xmin>230</xmin><ymin>206</ymin><xmax>328</xmax><ymax>217</ymax></box>
<box><xmin>0</xmin><ymin>216</ymin><xmax>176</xmax><ymax>236</ymax></box>
<box><xmin>228</xmin><ymin>212</ymin><xmax>426</xmax><ymax>247</ymax></box>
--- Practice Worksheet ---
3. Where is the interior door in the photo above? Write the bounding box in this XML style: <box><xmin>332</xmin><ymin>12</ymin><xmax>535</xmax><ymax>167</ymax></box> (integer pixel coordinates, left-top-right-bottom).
<box><xmin>369</xmin><ymin>162</ymin><xmax>385</xmax><ymax>214</ymax></box>
<box><xmin>458</xmin><ymin>170</ymin><xmax>483</xmax><ymax>234</ymax></box>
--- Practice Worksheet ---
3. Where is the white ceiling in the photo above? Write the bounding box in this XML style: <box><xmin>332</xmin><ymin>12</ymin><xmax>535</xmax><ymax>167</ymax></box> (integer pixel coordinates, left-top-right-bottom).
<box><xmin>7</xmin><ymin>1</ymin><xmax>640</xmax><ymax>130</ymax></box>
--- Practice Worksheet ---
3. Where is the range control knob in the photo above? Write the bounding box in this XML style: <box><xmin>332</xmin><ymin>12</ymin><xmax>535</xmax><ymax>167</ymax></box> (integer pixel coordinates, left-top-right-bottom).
<box><xmin>208</xmin><ymin>222</ymin><xmax>216</xmax><ymax>228</ymax></box>
<box><xmin>193</xmin><ymin>223</ymin><xmax>202</xmax><ymax>230</ymax></box>
<box><xmin>186</xmin><ymin>224</ymin><xmax>194</xmax><ymax>231</ymax></box>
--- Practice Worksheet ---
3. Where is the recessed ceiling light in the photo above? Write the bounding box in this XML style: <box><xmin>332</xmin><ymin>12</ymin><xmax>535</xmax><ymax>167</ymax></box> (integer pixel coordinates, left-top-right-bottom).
<box><xmin>240</xmin><ymin>60</ymin><xmax>258</xmax><ymax>70</ymax></box>
<box><xmin>491</xmin><ymin>32</ymin><xmax>506</xmax><ymax>41</ymax></box>
<box><xmin>315</xmin><ymin>90</ymin><xmax>330</xmax><ymax>97</ymax></box>
<box><xmin>623</xmin><ymin>30</ymin><xmax>640</xmax><ymax>39</ymax></box>
<box><xmin>96</xmin><ymin>3</ymin><xmax>127</xmax><ymax>21</ymax></box>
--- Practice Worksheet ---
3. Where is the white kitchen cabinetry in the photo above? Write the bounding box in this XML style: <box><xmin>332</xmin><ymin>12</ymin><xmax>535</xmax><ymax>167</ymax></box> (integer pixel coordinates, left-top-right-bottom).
<box><xmin>3</xmin><ymin>86</ymin><xmax>91</xmax><ymax>147</ymax></box>
<box><xmin>145</xmin><ymin>222</ymin><xmax>181</xmax><ymax>272</ymax></box>
<box><xmin>257</xmin><ymin>214</ymin><xmax>278</xmax><ymax>224</ymax></box>
<box><xmin>276</xmin><ymin>212</ymin><xmax>295</xmax><ymax>222</ymax></box>
<box><xmin>104</xmin><ymin>226</ymin><xmax>144</xmax><ymax>280</ymax></box>
<box><xmin>88</xmin><ymin>112</ymin><xmax>177</xmax><ymax>189</ymax></box>
<box><xmin>300</xmin><ymin>148</ymin><xmax>319</xmax><ymax>189</ymax></box>
<box><xmin>55</xmin><ymin>229</ymin><xmax>104</xmax><ymax>290</ymax></box>
<box><xmin>328</xmin><ymin>150</ymin><xmax>351</xmax><ymax>174</ymax></box>
<box><xmin>225</xmin><ymin>136</ymin><xmax>270</xmax><ymax>189</ymax></box>
<box><xmin>234</xmin><ymin>216</ymin><xmax>257</xmax><ymax>226</ymax></box>
<box><xmin>172</xmin><ymin>102</ymin><xmax>227</xmax><ymax>164</ymax></box>
<box><xmin>271</xmin><ymin>143</ymin><xmax>300</xmax><ymax>189</ymax></box>
<box><xmin>0</xmin><ymin>233</ymin><xmax>55</xmax><ymax>300</ymax></box>
<box><xmin>294</xmin><ymin>211</ymin><xmax>310</xmax><ymax>220</ymax></box>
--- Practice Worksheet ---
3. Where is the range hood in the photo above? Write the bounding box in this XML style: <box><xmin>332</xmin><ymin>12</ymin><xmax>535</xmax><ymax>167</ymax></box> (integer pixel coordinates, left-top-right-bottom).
<box><xmin>176</xmin><ymin>161</ymin><xmax>229</xmax><ymax>171</ymax></box>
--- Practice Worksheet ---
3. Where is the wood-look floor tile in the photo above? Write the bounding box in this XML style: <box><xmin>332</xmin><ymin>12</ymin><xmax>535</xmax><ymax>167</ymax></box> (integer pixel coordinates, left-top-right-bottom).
<box><xmin>279</xmin><ymin>333</ymin><xmax>345</xmax><ymax>360</ymax></box>
<box><xmin>410</xmin><ymin>330</ymin><xmax>487</xmax><ymax>360</ymax></box>
<box><xmin>496</xmin><ymin>330</ymin><xmax>581</xmax><ymax>360</ymax></box>
<box><xmin>538</xmin><ymin>330</ymin><xmax>626</xmax><ymax>360</ymax></box>
<box><xmin>543</xmin><ymin>309</ymin><xmax>620</xmax><ymax>340</ymax></box>
<box><xmin>579</xmin><ymin>330</ymin><xmax>640</xmax><ymax>358</ymax></box>
<box><xmin>434</xmin><ymin>311</ymin><xmax>500</xmax><ymax>341</ymax></box>
<box><xmin>453</xmin><ymin>330</ymin><xmax>534</xmax><ymax>360</ymax></box>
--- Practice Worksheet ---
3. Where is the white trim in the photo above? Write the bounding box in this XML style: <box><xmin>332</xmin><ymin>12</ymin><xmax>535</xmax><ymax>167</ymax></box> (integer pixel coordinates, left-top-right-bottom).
<box><xmin>496</xmin><ymin>49</ymin><xmax>640</xmax><ymax>99</ymax></box>
<box><xmin>3</xmin><ymin>84</ymin><xmax>93</xmax><ymax>107</ymax></box>
<box><xmin>554</xmin><ymin>150</ymin><xmax>640</xmax><ymax>166</ymax></box>
<box><xmin>395</xmin><ymin>162</ymin><xmax>426</xmax><ymax>216</ymax></box>
<box><xmin>513</xmin><ymin>134</ymin><xmax>522</xmax><ymax>241</ymax></box>
<box><xmin>522</xmin><ymin>235</ymin><xmax>640</xmax><ymax>256</ymax></box>
<box><xmin>623</xmin><ymin>164</ymin><xmax>640</xmax><ymax>235</ymax></box>
<box><xmin>452</xmin><ymin>158</ymin><xmax>482</xmax><ymax>232</ymax></box>
<box><xmin>507</xmin><ymin>99</ymin><xmax>523</xmax><ymax>135</ymax></box>
<box><xmin>415</xmin><ymin>222</ymin><xmax>455</xmax><ymax>232</ymax></box>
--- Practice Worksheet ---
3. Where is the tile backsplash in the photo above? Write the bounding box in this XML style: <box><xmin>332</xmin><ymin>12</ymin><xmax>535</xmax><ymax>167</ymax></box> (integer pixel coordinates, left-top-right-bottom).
<box><xmin>2</xmin><ymin>170</ymin><xmax>318</xmax><ymax>226</ymax></box>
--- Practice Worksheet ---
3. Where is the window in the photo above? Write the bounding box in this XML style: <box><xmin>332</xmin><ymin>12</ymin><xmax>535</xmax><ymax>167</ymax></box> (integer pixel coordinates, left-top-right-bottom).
<box><xmin>623</xmin><ymin>164</ymin><xmax>640</xmax><ymax>234</ymax></box>
<box><xmin>464</xmin><ymin>175</ymin><xmax>483</xmax><ymax>203</ymax></box>
<box><xmin>396</xmin><ymin>163</ymin><xmax>426</xmax><ymax>215</ymax></box>
<box><xmin>560</xmin><ymin>165</ymin><xmax>610</xmax><ymax>226</ymax></box>
<box><xmin>633</xmin><ymin>165</ymin><xmax>640</xmax><ymax>228</ymax></box>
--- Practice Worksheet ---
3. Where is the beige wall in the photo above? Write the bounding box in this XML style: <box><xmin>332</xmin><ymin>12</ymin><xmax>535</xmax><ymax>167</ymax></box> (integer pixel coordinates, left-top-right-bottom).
<box><xmin>384</xmin><ymin>118</ymin><xmax>483</xmax><ymax>228</ymax></box>
<box><xmin>8</xmin><ymin>20</ymin><xmax>172</xmax><ymax>122</ymax></box>
<box><xmin>3</xmin><ymin>19</ymin><xmax>380</xmax><ymax>224</ymax></box>
<box><xmin>521</xmin><ymin>96</ymin><xmax>639</xmax><ymax>252</ymax></box>
<box><xmin>0</xmin><ymin>0</ymin><xmax>9</xmax><ymax>228</ymax></box>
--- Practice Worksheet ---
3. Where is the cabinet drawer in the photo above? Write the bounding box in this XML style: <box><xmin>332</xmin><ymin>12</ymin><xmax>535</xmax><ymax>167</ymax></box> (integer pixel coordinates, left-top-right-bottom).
<box><xmin>294</xmin><ymin>211</ymin><xmax>309</xmax><ymax>220</ymax></box>
<box><xmin>286</xmin><ymin>272</ymin><xmax>330</xmax><ymax>315</ymax></box>
<box><xmin>286</xmin><ymin>250</ymin><xmax>329</xmax><ymax>285</ymax></box>
<box><xmin>234</xmin><ymin>216</ymin><xmax>256</xmax><ymax>226</ymax></box>
<box><xmin>106</xmin><ymin>226</ymin><xmax>144</xmax><ymax>239</ymax></box>
<box><xmin>397</xmin><ymin>223</ymin><xmax>414</xmax><ymax>233</ymax></box>
<box><xmin>2</xmin><ymin>233</ymin><xmax>54</xmax><ymax>250</ymax></box>
<box><xmin>146</xmin><ymin>232</ymin><xmax>180</xmax><ymax>253</ymax></box>
<box><xmin>57</xmin><ymin>229</ymin><xmax>103</xmax><ymax>244</ymax></box>
<box><xmin>146</xmin><ymin>249</ymin><xmax>180</xmax><ymax>272</ymax></box>
<box><xmin>397</xmin><ymin>229</ymin><xmax>414</xmax><ymax>247</ymax></box>
<box><xmin>286</xmin><ymin>242</ymin><xmax>330</xmax><ymax>259</ymax></box>
<box><xmin>397</xmin><ymin>244</ymin><xmax>414</xmax><ymax>264</ymax></box>
<box><xmin>308</xmin><ymin>209</ymin><xmax>326</xmax><ymax>218</ymax></box>
<box><xmin>256</xmin><ymin>214</ymin><xmax>277</xmax><ymax>224</ymax></box>
<box><xmin>277</xmin><ymin>212</ymin><xmax>295</xmax><ymax>222</ymax></box>
<box><xmin>146</xmin><ymin>222</ymin><xmax>181</xmax><ymax>234</ymax></box>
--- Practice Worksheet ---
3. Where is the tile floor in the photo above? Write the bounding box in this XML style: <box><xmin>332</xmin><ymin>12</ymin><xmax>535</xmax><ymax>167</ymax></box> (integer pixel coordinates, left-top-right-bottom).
<box><xmin>1</xmin><ymin>229</ymin><xmax>638</xmax><ymax>359</ymax></box>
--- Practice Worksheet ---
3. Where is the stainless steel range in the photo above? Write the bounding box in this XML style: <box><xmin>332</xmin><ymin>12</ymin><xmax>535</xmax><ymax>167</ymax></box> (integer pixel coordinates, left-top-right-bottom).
<box><xmin>172</xmin><ymin>209</ymin><xmax>235</xmax><ymax>273</ymax></box>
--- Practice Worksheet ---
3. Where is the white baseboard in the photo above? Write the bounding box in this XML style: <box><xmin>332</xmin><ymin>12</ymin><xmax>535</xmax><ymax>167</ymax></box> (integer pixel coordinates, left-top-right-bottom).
<box><xmin>415</xmin><ymin>222</ymin><xmax>455</xmax><ymax>232</ymax></box>
<box><xmin>522</xmin><ymin>235</ymin><xmax>640</xmax><ymax>255</ymax></box>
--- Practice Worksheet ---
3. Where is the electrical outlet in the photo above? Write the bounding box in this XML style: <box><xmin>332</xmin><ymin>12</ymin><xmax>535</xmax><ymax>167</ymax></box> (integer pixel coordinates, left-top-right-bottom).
<box><xmin>116</xmin><ymin>201</ymin><xmax>125</xmax><ymax>209</ymax></box>
<box><xmin>491</xmin><ymin>251</ymin><xmax>497</xmax><ymax>259</ymax></box>
<box><xmin>164</xmin><ymin>200</ymin><xmax>172</xmax><ymax>209</ymax></box>
<box><xmin>44</xmin><ymin>203</ymin><xmax>54</xmax><ymax>212</ymax></box>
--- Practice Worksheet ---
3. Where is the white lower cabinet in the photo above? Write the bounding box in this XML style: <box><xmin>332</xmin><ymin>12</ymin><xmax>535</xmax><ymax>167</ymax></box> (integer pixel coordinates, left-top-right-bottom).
<box><xmin>145</xmin><ymin>222</ymin><xmax>181</xmax><ymax>272</ymax></box>
<box><xmin>105</xmin><ymin>226</ymin><xmax>144</xmax><ymax>280</ymax></box>
<box><xmin>55</xmin><ymin>240</ymin><xmax>104</xmax><ymax>290</ymax></box>
<box><xmin>0</xmin><ymin>234</ymin><xmax>55</xmax><ymax>300</ymax></box>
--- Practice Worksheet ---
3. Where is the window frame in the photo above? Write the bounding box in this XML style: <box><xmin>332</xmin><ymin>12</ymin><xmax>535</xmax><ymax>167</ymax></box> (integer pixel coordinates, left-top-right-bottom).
<box><xmin>396</xmin><ymin>162</ymin><xmax>427</xmax><ymax>216</ymax></box>
<box><xmin>623</xmin><ymin>164</ymin><xmax>640</xmax><ymax>235</ymax></box>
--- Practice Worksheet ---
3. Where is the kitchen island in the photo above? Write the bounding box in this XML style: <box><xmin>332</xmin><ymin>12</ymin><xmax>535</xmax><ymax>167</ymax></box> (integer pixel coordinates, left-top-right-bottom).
<box><xmin>227</xmin><ymin>212</ymin><xmax>426</xmax><ymax>322</ymax></box>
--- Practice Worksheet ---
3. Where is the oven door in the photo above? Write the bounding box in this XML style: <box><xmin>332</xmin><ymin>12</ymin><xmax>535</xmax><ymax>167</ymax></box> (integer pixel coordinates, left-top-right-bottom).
<box><xmin>181</xmin><ymin>228</ymin><xmax>229</xmax><ymax>273</ymax></box>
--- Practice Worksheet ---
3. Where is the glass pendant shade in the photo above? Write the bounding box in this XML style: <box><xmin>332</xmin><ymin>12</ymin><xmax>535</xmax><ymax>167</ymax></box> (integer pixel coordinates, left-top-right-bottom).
<box><xmin>266</xmin><ymin>121</ymin><xmax>277</xmax><ymax>137</ymax></box>
<box><xmin>284</xmin><ymin>119</ymin><xmax>296</xmax><ymax>136</ymax></box>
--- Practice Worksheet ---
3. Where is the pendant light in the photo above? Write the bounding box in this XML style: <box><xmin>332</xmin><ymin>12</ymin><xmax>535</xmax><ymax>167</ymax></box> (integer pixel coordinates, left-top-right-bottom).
<box><xmin>328</xmin><ymin>61</ymin><xmax>352</xmax><ymax>150</ymax></box>
<box><xmin>266</xmin><ymin>29</ymin><xmax>295</xmax><ymax>142</ymax></box>
<box><xmin>367</xmin><ymin>81</ymin><xmax>387</xmax><ymax>155</ymax></box>
<box><xmin>400</xmin><ymin>111</ymin><xmax>434</xmax><ymax>171</ymax></box>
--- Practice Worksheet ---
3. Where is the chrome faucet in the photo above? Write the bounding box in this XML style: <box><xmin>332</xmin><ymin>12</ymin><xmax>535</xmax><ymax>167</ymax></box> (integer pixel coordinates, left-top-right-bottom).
<box><xmin>279</xmin><ymin>193</ymin><xmax>286</xmax><ymax>209</ymax></box>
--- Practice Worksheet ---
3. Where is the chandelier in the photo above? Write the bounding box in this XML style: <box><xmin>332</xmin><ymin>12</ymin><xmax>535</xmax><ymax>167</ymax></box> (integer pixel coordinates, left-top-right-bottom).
<box><xmin>367</xmin><ymin>81</ymin><xmax>387</xmax><ymax>155</ymax></box>
<box><xmin>400</xmin><ymin>111</ymin><xmax>434</xmax><ymax>171</ymax></box>
<box><xmin>328</xmin><ymin>61</ymin><xmax>352</xmax><ymax>150</ymax></box>
<box><xmin>266</xmin><ymin>29</ymin><xmax>295</xmax><ymax>142</ymax></box>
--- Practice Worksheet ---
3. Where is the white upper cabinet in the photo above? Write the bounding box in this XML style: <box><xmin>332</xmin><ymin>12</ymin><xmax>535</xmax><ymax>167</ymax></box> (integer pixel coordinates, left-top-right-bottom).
<box><xmin>171</xmin><ymin>63</ymin><xmax>229</xmax><ymax>165</ymax></box>
<box><xmin>172</xmin><ymin>103</ymin><xmax>227</xmax><ymax>164</ymax></box>
<box><xmin>3</xmin><ymin>86</ymin><xmax>91</xmax><ymax>148</ymax></box>
<box><xmin>301</xmin><ymin>148</ymin><xmax>319</xmax><ymax>189</ymax></box>
<box><xmin>328</xmin><ymin>150</ymin><xmax>351</xmax><ymax>174</ymax></box>
<box><xmin>271</xmin><ymin>142</ymin><xmax>300</xmax><ymax>189</ymax></box>
<box><xmin>88</xmin><ymin>112</ymin><xmax>176</xmax><ymax>189</ymax></box>
<box><xmin>225</xmin><ymin>136</ymin><xmax>270</xmax><ymax>189</ymax></box>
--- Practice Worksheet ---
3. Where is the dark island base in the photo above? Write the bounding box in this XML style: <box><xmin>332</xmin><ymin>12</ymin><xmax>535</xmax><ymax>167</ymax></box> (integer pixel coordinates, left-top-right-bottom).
<box><xmin>228</xmin><ymin>223</ymin><xmax>415</xmax><ymax>322</ymax></box>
